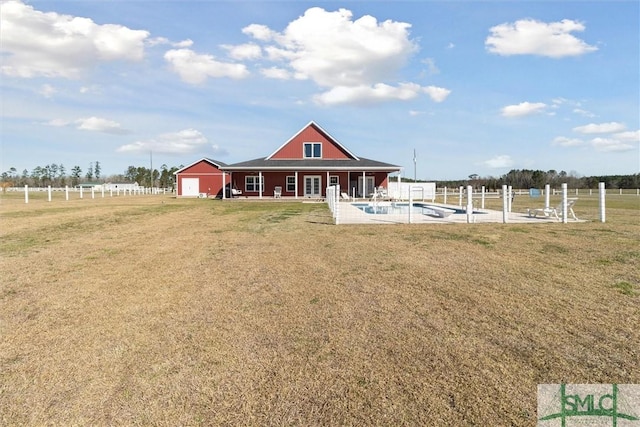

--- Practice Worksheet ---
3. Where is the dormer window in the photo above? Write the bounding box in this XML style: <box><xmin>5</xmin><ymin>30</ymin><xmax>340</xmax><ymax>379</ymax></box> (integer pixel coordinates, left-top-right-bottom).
<box><xmin>304</xmin><ymin>142</ymin><xmax>322</xmax><ymax>158</ymax></box>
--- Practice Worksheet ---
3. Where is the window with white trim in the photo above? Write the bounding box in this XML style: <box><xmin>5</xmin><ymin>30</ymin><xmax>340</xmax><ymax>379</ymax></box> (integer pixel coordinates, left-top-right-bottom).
<box><xmin>303</xmin><ymin>142</ymin><xmax>322</xmax><ymax>158</ymax></box>
<box><xmin>286</xmin><ymin>176</ymin><xmax>296</xmax><ymax>192</ymax></box>
<box><xmin>329</xmin><ymin>175</ymin><xmax>339</xmax><ymax>186</ymax></box>
<box><xmin>245</xmin><ymin>176</ymin><xmax>264</xmax><ymax>192</ymax></box>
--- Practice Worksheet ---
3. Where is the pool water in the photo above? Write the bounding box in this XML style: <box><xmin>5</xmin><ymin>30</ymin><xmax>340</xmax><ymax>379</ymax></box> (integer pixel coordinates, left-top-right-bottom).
<box><xmin>353</xmin><ymin>202</ymin><xmax>485</xmax><ymax>216</ymax></box>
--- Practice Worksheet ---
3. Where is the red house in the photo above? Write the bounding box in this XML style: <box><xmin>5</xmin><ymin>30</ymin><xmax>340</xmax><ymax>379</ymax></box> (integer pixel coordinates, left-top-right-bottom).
<box><xmin>174</xmin><ymin>158</ymin><xmax>229</xmax><ymax>197</ymax></box>
<box><xmin>175</xmin><ymin>121</ymin><xmax>400</xmax><ymax>198</ymax></box>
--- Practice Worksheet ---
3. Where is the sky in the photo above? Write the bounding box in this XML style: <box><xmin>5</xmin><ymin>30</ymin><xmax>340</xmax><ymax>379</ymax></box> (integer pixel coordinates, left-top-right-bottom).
<box><xmin>1</xmin><ymin>0</ymin><xmax>639</xmax><ymax>181</ymax></box>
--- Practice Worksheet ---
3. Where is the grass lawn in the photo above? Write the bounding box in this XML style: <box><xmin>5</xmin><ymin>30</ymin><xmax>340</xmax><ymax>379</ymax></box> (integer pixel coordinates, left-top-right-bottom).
<box><xmin>1</xmin><ymin>192</ymin><xmax>638</xmax><ymax>425</ymax></box>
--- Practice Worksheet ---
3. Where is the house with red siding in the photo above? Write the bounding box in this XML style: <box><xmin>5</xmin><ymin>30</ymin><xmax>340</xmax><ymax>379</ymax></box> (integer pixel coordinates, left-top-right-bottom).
<box><xmin>175</xmin><ymin>121</ymin><xmax>400</xmax><ymax>198</ymax></box>
<box><xmin>174</xmin><ymin>158</ymin><xmax>229</xmax><ymax>197</ymax></box>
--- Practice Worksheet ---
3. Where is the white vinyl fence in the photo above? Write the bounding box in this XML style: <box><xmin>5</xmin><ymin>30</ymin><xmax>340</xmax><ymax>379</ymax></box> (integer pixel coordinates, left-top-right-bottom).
<box><xmin>327</xmin><ymin>183</ymin><xmax>612</xmax><ymax>225</ymax></box>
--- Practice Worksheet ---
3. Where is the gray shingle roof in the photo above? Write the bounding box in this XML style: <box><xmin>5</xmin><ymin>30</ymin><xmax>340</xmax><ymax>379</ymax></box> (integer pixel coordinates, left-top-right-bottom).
<box><xmin>224</xmin><ymin>157</ymin><xmax>400</xmax><ymax>171</ymax></box>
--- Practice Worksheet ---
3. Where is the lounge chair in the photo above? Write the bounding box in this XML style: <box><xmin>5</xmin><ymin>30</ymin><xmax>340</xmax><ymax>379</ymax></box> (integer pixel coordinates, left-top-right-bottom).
<box><xmin>341</xmin><ymin>192</ymin><xmax>352</xmax><ymax>201</ymax></box>
<box><xmin>527</xmin><ymin>198</ymin><xmax>578</xmax><ymax>221</ymax></box>
<box><xmin>274</xmin><ymin>186</ymin><xmax>282</xmax><ymax>198</ymax></box>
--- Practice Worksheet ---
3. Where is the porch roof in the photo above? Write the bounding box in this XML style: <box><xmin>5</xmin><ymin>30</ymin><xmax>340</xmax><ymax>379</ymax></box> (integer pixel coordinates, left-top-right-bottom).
<box><xmin>223</xmin><ymin>157</ymin><xmax>400</xmax><ymax>172</ymax></box>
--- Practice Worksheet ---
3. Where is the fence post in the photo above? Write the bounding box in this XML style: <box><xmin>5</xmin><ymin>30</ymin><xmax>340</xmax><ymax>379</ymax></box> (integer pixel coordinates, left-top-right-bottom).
<box><xmin>599</xmin><ymin>182</ymin><xmax>606</xmax><ymax>223</ymax></box>
<box><xmin>502</xmin><ymin>185</ymin><xmax>508</xmax><ymax>223</ymax></box>
<box><xmin>24</xmin><ymin>185</ymin><xmax>29</xmax><ymax>204</ymax></box>
<box><xmin>561</xmin><ymin>183</ymin><xmax>568</xmax><ymax>224</ymax></box>
<box><xmin>443</xmin><ymin>186</ymin><xmax>447</xmax><ymax>204</ymax></box>
<box><xmin>408</xmin><ymin>185</ymin><xmax>413</xmax><ymax>224</ymax></box>
<box><xmin>65</xmin><ymin>185</ymin><xmax>69</xmax><ymax>201</ymax></box>
<box><xmin>545</xmin><ymin>184</ymin><xmax>550</xmax><ymax>209</ymax></box>
<box><xmin>48</xmin><ymin>185</ymin><xmax>52</xmax><ymax>202</ymax></box>
<box><xmin>458</xmin><ymin>186</ymin><xmax>463</xmax><ymax>207</ymax></box>
<box><xmin>507</xmin><ymin>185</ymin><xmax>513</xmax><ymax>212</ymax></box>
<box><xmin>466</xmin><ymin>185</ymin><xmax>473</xmax><ymax>223</ymax></box>
<box><xmin>102</xmin><ymin>186</ymin><xmax>105</xmax><ymax>198</ymax></box>
<box><xmin>91</xmin><ymin>187</ymin><xmax>95</xmax><ymax>199</ymax></box>
<box><xmin>80</xmin><ymin>186</ymin><xmax>83</xmax><ymax>199</ymax></box>
<box><xmin>481</xmin><ymin>185</ymin><xmax>485</xmax><ymax>209</ymax></box>
<box><xmin>334</xmin><ymin>184</ymin><xmax>340</xmax><ymax>225</ymax></box>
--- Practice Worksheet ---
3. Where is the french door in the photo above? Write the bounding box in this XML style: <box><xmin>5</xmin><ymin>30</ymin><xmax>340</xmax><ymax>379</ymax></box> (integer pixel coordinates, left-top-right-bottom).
<box><xmin>358</xmin><ymin>176</ymin><xmax>375</xmax><ymax>197</ymax></box>
<box><xmin>304</xmin><ymin>176</ymin><xmax>322</xmax><ymax>198</ymax></box>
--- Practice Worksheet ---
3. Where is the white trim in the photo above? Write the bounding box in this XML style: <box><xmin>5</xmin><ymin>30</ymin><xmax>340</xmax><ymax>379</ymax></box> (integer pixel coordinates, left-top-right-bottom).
<box><xmin>286</xmin><ymin>175</ymin><xmax>296</xmax><ymax>192</ymax></box>
<box><xmin>173</xmin><ymin>158</ymin><xmax>226</xmax><ymax>175</ymax></box>
<box><xmin>304</xmin><ymin>175</ymin><xmax>322</xmax><ymax>198</ymax></box>
<box><xmin>244</xmin><ymin>175</ymin><xmax>264</xmax><ymax>193</ymax></box>
<box><xmin>303</xmin><ymin>142</ymin><xmax>322</xmax><ymax>158</ymax></box>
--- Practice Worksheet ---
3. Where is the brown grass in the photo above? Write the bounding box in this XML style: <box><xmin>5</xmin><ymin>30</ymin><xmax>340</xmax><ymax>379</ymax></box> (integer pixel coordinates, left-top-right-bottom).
<box><xmin>1</xmin><ymin>192</ymin><xmax>638</xmax><ymax>425</ymax></box>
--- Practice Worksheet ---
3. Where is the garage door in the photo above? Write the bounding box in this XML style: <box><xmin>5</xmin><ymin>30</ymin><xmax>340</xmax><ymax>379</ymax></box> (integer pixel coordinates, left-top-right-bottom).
<box><xmin>182</xmin><ymin>178</ymin><xmax>200</xmax><ymax>196</ymax></box>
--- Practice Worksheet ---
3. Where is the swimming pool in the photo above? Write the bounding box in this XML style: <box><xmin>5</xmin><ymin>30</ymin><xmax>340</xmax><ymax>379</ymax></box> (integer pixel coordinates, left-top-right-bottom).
<box><xmin>352</xmin><ymin>202</ymin><xmax>485</xmax><ymax>216</ymax></box>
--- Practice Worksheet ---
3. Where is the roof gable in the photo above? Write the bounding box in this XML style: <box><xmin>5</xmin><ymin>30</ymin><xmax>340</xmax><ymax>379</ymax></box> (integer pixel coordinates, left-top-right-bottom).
<box><xmin>266</xmin><ymin>121</ymin><xmax>359</xmax><ymax>161</ymax></box>
<box><xmin>173</xmin><ymin>158</ymin><xmax>228</xmax><ymax>175</ymax></box>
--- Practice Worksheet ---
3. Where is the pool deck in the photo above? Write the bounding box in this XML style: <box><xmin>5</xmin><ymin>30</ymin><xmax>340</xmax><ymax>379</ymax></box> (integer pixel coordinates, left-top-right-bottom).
<box><xmin>336</xmin><ymin>201</ymin><xmax>584</xmax><ymax>225</ymax></box>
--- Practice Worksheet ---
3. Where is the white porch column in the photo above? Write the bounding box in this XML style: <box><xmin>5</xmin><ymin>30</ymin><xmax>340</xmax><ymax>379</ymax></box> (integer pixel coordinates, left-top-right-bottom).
<box><xmin>295</xmin><ymin>171</ymin><xmax>298</xmax><ymax>199</ymax></box>
<box><xmin>259</xmin><ymin>172</ymin><xmax>263</xmax><ymax>199</ymax></box>
<box><xmin>362</xmin><ymin>171</ymin><xmax>366</xmax><ymax>198</ymax></box>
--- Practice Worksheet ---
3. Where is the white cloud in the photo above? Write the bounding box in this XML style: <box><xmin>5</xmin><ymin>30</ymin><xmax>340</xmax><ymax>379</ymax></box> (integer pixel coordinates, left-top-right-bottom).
<box><xmin>242</xmin><ymin>24</ymin><xmax>277</xmax><ymax>41</ymax></box>
<box><xmin>39</xmin><ymin>84</ymin><xmax>57</xmax><ymax>98</ymax></box>
<box><xmin>164</xmin><ymin>48</ymin><xmax>249</xmax><ymax>84</ymax></box>
<box><xmin>274</xmin><ymin>8</ymin><xmax>417</xmax><ymax>87</ymax></box>
<box><xmin>486</xmin><ymin>19</ymin><xmax>597</xmax><ymax>58</ymax></box>
<box><xmin>501</xmin><ymin>102</ymin><xmax>547</xmax><ymax>117</ymax></box>
<box><xmin>233</xmin><ymin>7</ymin><xmax>449</xmax><ymax>106</ymax></box>
<box><xmin>573</xmin><ymin>108</ymin><xmax>596</xmax><ymax>118</ymax></box>
<box><xmin>552</xmin><ymin>136</ymin><xmax>584</xmax><ymax>147</ymax></box>
<box><xmin>147</xmin><ymin>37</ymin><xmax>193</xmax><ymax>48</ymax></box>
<box><xmin>79</xmin><ymin>85</ymin><xmax>101</xmax><ymax>95</ymax></box>
<box><xmin>76</xmin><ymin>117</ymin><xmax>130</xmax><ymax>134</ymax></box>
<box><xmin>423</xmin><ymin>86</ymin><xmax>451</xmax><ymax>103</ymax></box>
<box><xmin>260</xmin><ymin>67</ymin><xmax>292</xmax><ymax>80</ymax></box>
<box><xmin>46</xmin><ymin>119</ymin><xmax>71</xmax><ymax>127</ymax></box>
<box><xmin>483</xmin><ymin>155</ymin><xmax>514</xmax><ymax>168</ymax></box>
<box><xmin>590</xmin><ymin>137</ymin><xmax>635</xmax><ymax>152</ymax></box>
<box><xmin>613</xmin><ymin>130</ymin><xmax>640</xmax><ymax>142</ymax></box>
<box><xmin>117</xmin><ymin>129</ymin><xmax>209</xmax><ymax>154</ymax></box>
<box><xmin>0</xmin><ymin>0</ymin><xmax>149</xmax><ymax>78</ymax></box>
<box><xmin>313</xmin><ymin>83</ymin><xmax>450</xmax><ymax>106</ymax></box>
<box><xmin>422</xmin><ymin>57</ymin><xmax>439</xmax><ymax>75</ymax></box>
<box><xmin>221</xmin><ymin>43</ymin><xmax>262</xmax><ymax>60</ymax></box>
<box><xmin>573</xmin><ymin>122</ymin><xmax>626</xmax><ymax>134</ymax></box>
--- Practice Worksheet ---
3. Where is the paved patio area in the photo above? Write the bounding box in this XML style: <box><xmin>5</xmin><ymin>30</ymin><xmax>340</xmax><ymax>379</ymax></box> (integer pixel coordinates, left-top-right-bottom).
<box><xmin>334</xmin><ymin>201</ymin><xmax>584</xmax><ymax>225</ymax></box>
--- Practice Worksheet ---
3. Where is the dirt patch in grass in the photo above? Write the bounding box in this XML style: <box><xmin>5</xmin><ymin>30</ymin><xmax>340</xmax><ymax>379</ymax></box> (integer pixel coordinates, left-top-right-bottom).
<box><xmin>1</xmin><ymin>194</ymin><xmax>638</xmax><ymax>425</ymax></box>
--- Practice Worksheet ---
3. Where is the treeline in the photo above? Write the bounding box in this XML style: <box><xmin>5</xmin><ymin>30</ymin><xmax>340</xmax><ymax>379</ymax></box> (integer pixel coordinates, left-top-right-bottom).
<box><xmin>431</xmin><ymin>169</ymin><xmax>640</xmax><ymax>190</ymax></box>
<box><xmin>1</xmin><ymin>162</ymin><xmax>183</xmax><ymax>189</ymax></box>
